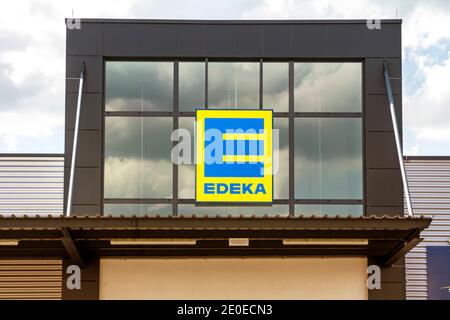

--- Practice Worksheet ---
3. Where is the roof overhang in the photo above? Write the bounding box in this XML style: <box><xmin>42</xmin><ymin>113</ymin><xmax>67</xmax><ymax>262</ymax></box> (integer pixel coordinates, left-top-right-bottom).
<box><xmin>0</xmin><ymin>215</ymin><xmax>431</xmax><ymax>267</ymax></box>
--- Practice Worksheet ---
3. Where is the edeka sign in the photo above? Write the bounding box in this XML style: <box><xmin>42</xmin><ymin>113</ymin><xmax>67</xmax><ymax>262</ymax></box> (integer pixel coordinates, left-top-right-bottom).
<box><xmin>196</xmin><ymin>110</ymin><xmax>273</xmax><ymax>203</ymax></box>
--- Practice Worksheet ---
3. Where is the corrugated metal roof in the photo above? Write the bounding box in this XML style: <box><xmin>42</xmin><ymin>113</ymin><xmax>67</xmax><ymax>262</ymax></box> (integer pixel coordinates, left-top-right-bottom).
<box><xmin>405</xmin><ymin>157</ymin><xmax>450</xmax><ymax>300</ymax></box>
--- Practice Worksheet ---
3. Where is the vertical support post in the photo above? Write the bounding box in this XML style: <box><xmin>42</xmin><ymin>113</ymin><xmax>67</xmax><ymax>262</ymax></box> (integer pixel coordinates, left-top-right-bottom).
<box><xmin>66</xmin><ymin>63</ymin><xmax>86</xmax><ymax>217</ymax></box>
<box><xmin>383</xmin><ymin>61</ymin><xmax>413</xmax><ymax>217</ymax></box>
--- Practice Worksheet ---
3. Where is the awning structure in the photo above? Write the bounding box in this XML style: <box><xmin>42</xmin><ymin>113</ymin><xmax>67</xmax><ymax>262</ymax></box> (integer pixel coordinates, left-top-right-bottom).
<box><xmin>0</xmin><ymin>215</ymin><xmax>431</xmax><ymax>267</ymax></box>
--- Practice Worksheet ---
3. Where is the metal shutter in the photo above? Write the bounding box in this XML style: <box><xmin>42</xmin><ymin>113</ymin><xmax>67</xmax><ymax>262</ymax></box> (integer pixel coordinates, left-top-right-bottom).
<box><xmin>0</xmin><ymin>260</ymin><xmax>62</xmax><ymax>300</ymax></box>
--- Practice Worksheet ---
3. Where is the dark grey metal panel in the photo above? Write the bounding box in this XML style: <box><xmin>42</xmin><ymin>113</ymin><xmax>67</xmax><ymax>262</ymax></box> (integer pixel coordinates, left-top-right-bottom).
<box><xmin>140</xmin><ymin>24</ymin><xmax>179</xmax><ymax>56</ymax></box>
<box><xmin>66</xmin><ymin>56</ymin><xmax>103</xmax><ymax>93</ymax></box>
<box><xmin>330</xmin><ymin>24</ymin><xmax>400</xmax><ymax>58</ymax></box>
<box><xmin>66</xmin><ymin>23</ymin><xmax>103</xmax><ymax>56</ymax></box>
<box><xmin>262</xmin><ymin>25</ymin><xmax>291</xmax><ymax>58</ymax></box>
<box><xmin>203</xmin><ymin>25</ymin><xmax>237</xmax><ymax>57</ymax></box>
<box><xmin>65</xmin><ymin>130</ymin><xmax>102</xmax><ymax>168</ymax></box>
<box><xmin>78</xmin><ymin>20</ymin><xmax>401</xmax><ymax>59</ymax></box>
<box><xmin>366</xmin><ymin>58</ymin><xmax>402</xmax><ymax>94</ymax></box>
<box><xmin>291</xmin><ymin>24</ymin><xmax>329</xmax><ymax>57</ymax></box>
<box><xmin>366</xmin><ymin>132</ymin><xmax>399</xmax><ymax>169</ymax></box>
<box><xmin>76</xmin><ymin>19</ymin><xmax>402</xmax><ymax>24</ymax></box>
<box><xmin>66</xmin><ymin>93</ymin><xmax>103</xmax><ymax>130</ymax></box>
<box><xmin>103</xmin><ymin>23</ymin><xmax>181</xmax><ymax>57</ymax></box>
<box><xmin>365</xmin><ymin>94</ymin><xmax>401</xmax><ymax>132</ymax></box>
<box><xmin>64</xmin><ymin>168</ymin><xmax>101</xmax><ymax>206</ymax></box>
<box><xmin>234</xmin><ymin>25</ymin><xmax>264</xmax><ymax>57</ymax></box>
<box><xmin>366</xmin><ymin>206</ymin><xmax>404</xmax><ymax>216</ymax></box>
<box><xmin>103</xmin><ymin>23</ymin><xmax>142</xmax><ymax>56</ymax></box>
<box><xmin>70</xmin><ymin>204</ymin><xmax>101</xmax><ymax>216</ymax></box>
<box><xmin>366</xmin><ymin>169</ymin><xmax>403</xmax><ymax>207</ymax></box>
<box><xmin>174</xmin><ymin>24</ymin><xmax>207</xmax><ymax>57</ymax></box>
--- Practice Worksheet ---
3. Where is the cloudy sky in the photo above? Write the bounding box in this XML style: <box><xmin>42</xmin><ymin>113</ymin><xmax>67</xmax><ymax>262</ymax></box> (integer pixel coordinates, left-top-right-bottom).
<box><xmin>0</xmin><ymin>0</ymin><xmax>449</xmax><ymax>155</ymax></box>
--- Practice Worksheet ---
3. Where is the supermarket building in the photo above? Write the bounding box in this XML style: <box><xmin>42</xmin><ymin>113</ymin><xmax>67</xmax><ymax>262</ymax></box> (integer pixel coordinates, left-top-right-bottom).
<box><xmin>0</xmin><ymin>19</ymin><xmax>439</xmax><ymax>300</ymax></box>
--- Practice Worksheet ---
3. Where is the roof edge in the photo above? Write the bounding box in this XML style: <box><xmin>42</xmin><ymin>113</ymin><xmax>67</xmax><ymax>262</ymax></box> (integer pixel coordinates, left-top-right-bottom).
<box><xmin>64</xmin><ymin>18</ymin><xmax>403</xmax><ymax>25</ymax></box>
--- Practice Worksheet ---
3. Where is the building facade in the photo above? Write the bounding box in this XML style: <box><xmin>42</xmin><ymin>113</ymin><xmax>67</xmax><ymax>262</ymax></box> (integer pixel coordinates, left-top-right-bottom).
<box><xmin>0</xmin><ymin>19</ymin><xmax>434</xmax><ymax>300</ymax></box>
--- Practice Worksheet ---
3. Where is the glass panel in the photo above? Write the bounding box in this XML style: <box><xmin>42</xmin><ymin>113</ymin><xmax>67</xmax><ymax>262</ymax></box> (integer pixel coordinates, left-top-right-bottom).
<box><xmin>294</xmin><ymin>63</ymin><xmax>362</xmax><ymax>112</ymax></box>
<box><xmin>263</xmin><ymin>62</ymin><xmax>289</xmax><ymax>112</ymax></box>
<box><xmin>294</xmin><ymin>118</ymin><xmax>362</xmax><ymax>199</ymax></box>
<box><xmin>104</xmin><ymin>117</ymin><xmax>173</xmax><ymax>198</ymax></box>
<box><xmin>274</xmin><ymin>118</ymin><xmax>289</xmax><ymax>199</ymax></box>
<box><xmin>179</xmin><ymin>62</ymin><xmax>205</xmax><ymax>111</ymax></box>
<box><xmin>295</xmin><ymin>204</ymin><xmax>363</xmax><ymax>217</ymax></box>
<box><xmin>104</xmin><ymin>204</ymin><xmax>172</xmax><ymax>217</ymax></box>
<box><xmin>105</xmin><ymin>61</ymin><xmax>173</xmax><ymax>111</ymax></box>
<box><xmin>179</xmin><ymin>204</ymin><xmax>289</xmax><ymax>217</ymax></box>
<box><xmin>208</xmin><ymin>62</ymin><xmax>259</xmax><ymax>109</ymax></box>
<box><xmin>178</xmin><ymin>117</ymin><xmax>195</xmax><ymax>199</ymax></box>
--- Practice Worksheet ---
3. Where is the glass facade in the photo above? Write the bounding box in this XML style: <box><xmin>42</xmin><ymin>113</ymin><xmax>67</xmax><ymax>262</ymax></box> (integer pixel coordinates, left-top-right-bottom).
<box><xmin>105</xmin><ymin>61</ymin><xmax>173</xmax><ymax>112</ymax></box>
<box><xmin>104</xmin><ymin>60</ymin><xmax>363</xmax><ymax>217</ymax></box>
<box><xmin>294</xmin><ymin>118</ymin><xmax>363</xmax><ymax>199</ymax></box>
<box><xmin>263</xmin><ymin>62</ymin><xmax>289</xmax><ymax>112</ymax></box>
<box><xmin>294</xmin><ymin>63</ymin><xmax>362</xmax><ymax>112</ymax></box>
<box><xmin>179</xmin><ymin>62</ymin><xmax>205</xmax><ymax>111</ymax></box>
<box><xmin>104</xmin><ymin>117</ymin><xmax>173</xmax><ymax>199</ymax></box>
<box><xmin>208</xmin><ymin>62</ymin><xmax>259</xmax><ymax>109</ymax></box>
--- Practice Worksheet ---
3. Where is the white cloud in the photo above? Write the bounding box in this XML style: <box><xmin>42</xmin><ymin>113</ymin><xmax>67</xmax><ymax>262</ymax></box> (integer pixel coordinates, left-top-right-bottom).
<box><xmin>0</xmin><ymin>0</ymin><xmax>141</xmax><ymax>153</ymax></box>
<box><xmin>405</xmin><ymin>53</ymin><xmax>450</xmax><ymax>145</ymax></box>
<box><xmin>0</xmin><ymin>0</ymin><xmax>449</xmax><ymax>155</ymax></box>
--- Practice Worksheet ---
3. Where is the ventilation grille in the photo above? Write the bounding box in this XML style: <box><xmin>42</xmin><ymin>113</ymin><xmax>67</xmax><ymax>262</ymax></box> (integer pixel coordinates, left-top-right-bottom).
<box><xmin>0</xmin><ymin>260</ymin><xmax>62</xmax><ymax>300</ymax></box>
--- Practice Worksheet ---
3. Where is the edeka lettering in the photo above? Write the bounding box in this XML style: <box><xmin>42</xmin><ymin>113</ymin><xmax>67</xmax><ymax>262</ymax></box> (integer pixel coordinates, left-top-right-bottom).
<box><xmin>204</xmin><ymin>183</ymin><xmax>266</xmax><ymax>195</ymax></box>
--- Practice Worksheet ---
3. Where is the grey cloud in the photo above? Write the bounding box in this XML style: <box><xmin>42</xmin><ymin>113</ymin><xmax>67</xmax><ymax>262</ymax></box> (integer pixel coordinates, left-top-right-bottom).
<box><xmin>294</xmin><ymin>63</ymin><xmax>362</xmax><ymax>112</ymax></box>
<box><xmin>208</xmin><ymin>62</ymin><xmax>259</xmax><ymax>109</ymax></box>
<box><xmin>105</xmin><ymin>116</ymin><xmax>173</xmax><ymax>161</ymax></box>
<box><xmin>130</xmin><ymin>0</ymin><xmax>262</xmax><ymax>20</ymax></box>
<box><xmin>0</xmin><ymin>33</ymin><xmax>31</xmax><ymax>51</ymax></box>
<box><xmin>0</xmin><ymin>62</ymin><xmax>46</xmax><ymax>111</ymax></box>
<box><xmin>105</xmin><ymin>61</ymin><xmax>173</xmax><ymax>111</ymax></box>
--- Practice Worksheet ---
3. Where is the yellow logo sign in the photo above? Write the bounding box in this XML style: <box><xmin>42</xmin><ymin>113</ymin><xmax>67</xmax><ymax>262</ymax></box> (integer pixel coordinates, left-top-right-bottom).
<box><xmin>195</xmin><ymin>110</ymin><xmax>273</xmax><ymax>203</ymax></box>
